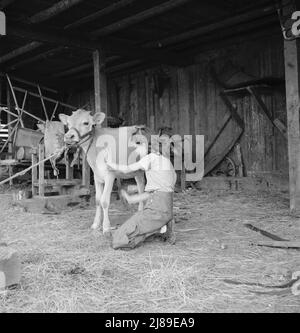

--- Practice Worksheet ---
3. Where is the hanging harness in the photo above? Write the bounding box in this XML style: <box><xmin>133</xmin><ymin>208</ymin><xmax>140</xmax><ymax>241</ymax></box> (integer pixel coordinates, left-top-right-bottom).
<box><xmin>67</xmin><ymin>125</ymin><xmax>95</xmax><ymax>151</ymax></box>
<box><xmin>64</xmin><ymin>125</ymin><xmax>96</xmax><ymax>168</ymax></box>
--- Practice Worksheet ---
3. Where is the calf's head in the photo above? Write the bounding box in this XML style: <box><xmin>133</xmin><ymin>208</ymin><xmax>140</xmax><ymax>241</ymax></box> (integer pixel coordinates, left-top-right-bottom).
<box><xmin>59</xmin><ymin>109</ymin><xmax>106</xmax><ymax>145</ymax></box>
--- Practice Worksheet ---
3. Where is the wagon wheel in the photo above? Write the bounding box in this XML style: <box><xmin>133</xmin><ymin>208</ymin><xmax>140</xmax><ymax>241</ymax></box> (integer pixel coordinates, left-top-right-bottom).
<box><xmin>0</xmin><ymin>77</ymin><xmax>48</xmax><ymax>157</ymax></box>
<box><xmin>210</xmin><ymin>157</ymin><xmax>236</xmax><ymax>177</ymax></box>
<box><xmin>0</xmin><ymin>105</ymin><xmax>46</xmax><ymax>156</ymax></box>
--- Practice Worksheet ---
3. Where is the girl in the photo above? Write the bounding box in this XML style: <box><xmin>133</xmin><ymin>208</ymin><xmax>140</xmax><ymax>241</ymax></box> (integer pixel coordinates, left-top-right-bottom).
<box><xmin>107</xmin><ymin>135</ymin><xmax>177</xmax><ymax>250</ymax></box>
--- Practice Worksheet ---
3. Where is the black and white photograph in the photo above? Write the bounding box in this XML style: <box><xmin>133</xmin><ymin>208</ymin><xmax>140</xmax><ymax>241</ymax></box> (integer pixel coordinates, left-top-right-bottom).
<box><xmin>0</xmin><ymin>0</ymin><xmax>300</xmax><ymax>315</ymax></box>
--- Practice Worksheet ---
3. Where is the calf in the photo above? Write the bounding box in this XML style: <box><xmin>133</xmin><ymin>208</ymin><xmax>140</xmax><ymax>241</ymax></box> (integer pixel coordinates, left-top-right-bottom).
<box><xmin>59</xmin><ymin>109</ymin><xmax>145</xmax><ymax>235</ymax></box>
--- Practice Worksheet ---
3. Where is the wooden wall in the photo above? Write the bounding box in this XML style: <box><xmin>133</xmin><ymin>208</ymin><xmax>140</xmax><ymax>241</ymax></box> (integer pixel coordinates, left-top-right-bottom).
<box><xmin>69</xmin><ymin>33</ymin><xmax>288</xmax><ymax>176</ymax></box>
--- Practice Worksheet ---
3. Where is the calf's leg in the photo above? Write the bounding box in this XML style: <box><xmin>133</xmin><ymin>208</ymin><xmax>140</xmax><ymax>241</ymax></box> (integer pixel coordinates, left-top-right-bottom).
<box><xmin>101</xmin><ymin>175</ymin><xmax>115</xmax><ymax>235</ymax></box>
<box><xmin>91</xmin><ymin>179</ymin><xmax>104</xmax><ymax>230</ymax></box>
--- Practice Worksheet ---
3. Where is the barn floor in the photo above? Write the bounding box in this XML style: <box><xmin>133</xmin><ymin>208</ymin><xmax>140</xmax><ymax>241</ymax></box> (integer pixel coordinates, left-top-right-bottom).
<box><xmin>0</xmin><ymin>186</ymin><xmax>299</xmax><ymax>313</ymax></box>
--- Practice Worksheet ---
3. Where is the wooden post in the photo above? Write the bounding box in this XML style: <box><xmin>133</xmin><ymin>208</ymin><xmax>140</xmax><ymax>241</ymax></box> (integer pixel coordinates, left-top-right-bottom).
<box><xmin>38</xmin><ymin>144</ymin><xmax>45</xmax><ymax>197</ymax></box>
<box><xmin>31</xmin><ymin>150</ymin><xmax>38</xmax><ymax>196</ymax></box>
<box><xmin>65</xmin><ymin>159</ymin><xmax>73</xmax><ymax>181</ymax></box>
<box><xmin>93</xmin><ymin>49</ymin><xmax>108</xmax><ymax>126</ymax></box>
<box><xmin>284</xmin><ymin>1</ymin><xmax>300</xmax><ymax>215</ymax></box>
<box><xmin>6</xmin><ymin>84</ymin><xmax>13</xmax><ymax>186</ymax></box>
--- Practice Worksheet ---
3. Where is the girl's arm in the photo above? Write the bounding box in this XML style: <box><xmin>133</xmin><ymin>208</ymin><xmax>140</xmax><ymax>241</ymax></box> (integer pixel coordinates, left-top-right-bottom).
<box><xmin>107</xmin><ymin>154</ymin><xmax>151</xmax><ymax>174</ymax></box>
<box><xmin>121</xmin><ymin>190</ymin><xmax>150</xmax><ymax>205</ymax></box>
<box><xmin>107</xmin><ymin>160</ymin><xmax>144</xmax><ymax>174</ymax></box>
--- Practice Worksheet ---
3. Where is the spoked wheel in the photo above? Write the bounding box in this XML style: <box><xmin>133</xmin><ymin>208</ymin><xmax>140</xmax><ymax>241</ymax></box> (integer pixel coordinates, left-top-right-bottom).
<box><xmin>210</xmin><ymin>157</ymin><xmax>236</xmax><ymax>177</ymax></box>
<box><xmin>0</xmin><ymin>75</ymin><xmax>48</xmax><ymax>158</ymax></box>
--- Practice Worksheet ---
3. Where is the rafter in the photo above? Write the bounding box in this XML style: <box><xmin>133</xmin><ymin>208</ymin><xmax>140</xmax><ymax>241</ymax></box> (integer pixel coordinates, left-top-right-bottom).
<box><xmin>0</xmin><ymin>0</ymin><xmax>85</xmax><ymax>64</ymax></box>
<box><xmin>0</xmin><ymin>0</ymin><xmax>16</xmax><ymax>10</ymax></box>
<box><xmin>0</xmin><ymin>42</ymin><xmax>43</xmax><ymax>65</ymax></box>
<box><xmin>91</xmin><ymin>0</ymin><xmax>193</xmax><ymax>37</ymax></box>
<box><xmin>7</xmin><ymin>23</ymin><xmax>189</xmax><ymax>67</ymax></box>
<box><xmin>64</xmin><ymin>0</ymin><xmax>138</xmax><ymax>30</ymax></box>
<box><xmin>144</xmin><ymin>3</ymin><xmax>276</xmax><ymax>48</ymax></box>
<box><xmin>1</xmin><ymin>0</ymin><xmax>191</xmax><ymax>68</ymax></box>
<box><xmin>52</xmin><ymin>63</ymin><xmax>93</xmax><ymax>78</ymax></box>
<box><xmin>27</xmin><ymin>0</ymin><xmax>85</xmax><ymax>24</ymax></box>
<box><xmin>7</xmin><ymin>47</ymin><xmax>66</xmax><ymax>70</ymax></box>
<box><xmin>68</xmin><ymin>59</ymin><xmax>145</xmax><ymax>80</ymax></box>
<box><xmin>52</xmin><ymin>56</ymin><xmax>120</xmax><ymax>78</ymax></box>
<box><xmin>7</xmin><ymin>24</ymin><xmax>96</xmax><ymax>50</ymax></box>
<box><xmin>0</xmin><ymin>73</ymin><xmax>58</xmax><ymax>93</ymax></box>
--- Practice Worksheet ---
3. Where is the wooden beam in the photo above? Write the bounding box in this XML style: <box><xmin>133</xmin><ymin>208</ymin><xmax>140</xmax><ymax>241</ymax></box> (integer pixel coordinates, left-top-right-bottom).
<box><xmin>0</xmin><ymin>0</ymin><xmax>84</xmax><ymax>64</ymax></box>
<box><xmin>248</xmin><ymin>87</ymin><xmax>287</xmax><ymax>139</ymax></box>
<box><xmin>31</xmin><ymin>151</ymin><xmax>38</xmax><ymax>196</ymax></box>
<box><xmin>254</xmin><ymin>240</ymin><xmax>300</xmax><ymax>249</ymax></box>
<box><xmin>7</xmin><ymin>47</ymin><xmax>66</xmax><ymax>70</ymax></box>
<box><xmin>2</xmin><ymin>0</ymin><xmax>189</xmax><ymax>68</ymax></box>
<box><xmin>38</xmin><ymin>144</ymin><xmax>45</xmax><ymax>197</ymax></box>
<box><xmin>1</xmin><ymin>0</ymin><xmax>135</xmax><ymax>67</ymax></box>
<box><xmin>284</xmin><ymin>0</ymin><xmax>300</xmax><ymax>215</ymax></box>
<box><xmin>7</xmin><ymin>24</ymin><xmax>96</xmax><ymax>50</ymax></box>
<box><xmin>0</xmin><ymin>42</ymin><xmax>43</xmax><ymax>65</ymax></box>
<box><xmin>1</xmin><ymin>0</ymin><xmax>123</xmax><ymax>65</ymax></box>
<box><xmin>93</xmin><ymin>49</ymin><xmax>108</xmax><ymax>126</ymax></box>
<box><xmin>53</xmin><ymin>63</ymin><xmax>93</xmax><ymax>78</ymax></box>
<box><xmin>144</xmin><ymin>4</ymin><xmax>276</xmax><ymax>48</ymax></box>
<box><xmin>103</xmin><ymin>37</ymin><xmax>189</xmax><ymax>66</ymax></box>
<box><xmin>7</xmin><ymin>23</ymin><xmax>188</xmax><ymax>67</ymax></box>
<box><xmin>0</xmin><ymin>73</ymin><xmax>58</xmax><ymax>93</ymax></box>
<box><xmin>64</xmin><ymin>0</ymin><xmax>138</xmax><ymax>30</ymax></box>
<box><xmin>51</xmin><ymin>56</ymin><xmax>119</xmax><ymax>78</ymax></box>
<box><xmin>6</xmin><ymin>82</ymin><xmax>13</xmax><ymax>158</ymax></box>
<box><xmin>91</xmin><ymin>0</ymin><xmax>193</xmax><ymax>37</ymax></box>
<box><xmin>0</xmin><ymin>0</ymin><xmax>15</xmax><ymax>10</ymax></box>
<box><xmin>107</xmin><ymin>59</ymin><xmax>143</xmax><ymax>74</ymax></box>
<box><xmin>62</xmin><ymin>59</ymin><xmax>144</xmax><ymax>81</ymax></box>
<box><xmin>284</xmin><ymin>38</ymin><xmax>300</xmax><ymax>215</ymax></box>
<box><xmin>27</xmin><ymin>0</ymin><xmax>85</xmax><ymax>24</ymax></box>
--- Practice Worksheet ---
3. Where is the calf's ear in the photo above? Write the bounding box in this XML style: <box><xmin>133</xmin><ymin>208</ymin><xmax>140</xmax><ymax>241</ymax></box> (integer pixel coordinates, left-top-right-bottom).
<box><xmin>93</xmin><ymin>112</ymin><xmax>106</xmax><ymax>126</ymax></box>
<box><xmin>59</xmin><ymin>114</ymin><xmax>69</xmax><ymax>126</ymax></box>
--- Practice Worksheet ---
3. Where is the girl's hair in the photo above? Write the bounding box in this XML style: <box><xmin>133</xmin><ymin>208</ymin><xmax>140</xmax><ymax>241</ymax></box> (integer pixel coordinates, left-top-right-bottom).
<box><xmin>133</xmin><ymin>128</ymin><xmax>179</xmax><ymax>157</ymax></box>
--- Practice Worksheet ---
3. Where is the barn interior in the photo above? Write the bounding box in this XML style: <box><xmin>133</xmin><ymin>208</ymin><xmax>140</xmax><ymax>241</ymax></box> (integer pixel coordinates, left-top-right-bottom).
<box><xmin>1</xmin><ymin>0</ymin><xmax>296</xmax><ymax>198</ymax></box>
<box><xmin>0</xmin><ymin>0</ymin><xmax>300</xmax><ymax>313</ymax></box>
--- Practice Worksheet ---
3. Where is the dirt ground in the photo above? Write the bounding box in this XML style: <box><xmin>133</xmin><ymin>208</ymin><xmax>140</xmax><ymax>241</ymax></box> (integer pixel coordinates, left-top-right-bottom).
<box><xmin>0</xmin><ymin>186</ymin><xmax>299</xmax><ymax>313</ymax></box>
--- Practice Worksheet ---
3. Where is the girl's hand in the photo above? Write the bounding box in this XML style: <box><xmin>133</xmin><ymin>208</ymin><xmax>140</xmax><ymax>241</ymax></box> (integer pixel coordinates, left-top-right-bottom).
<box><xmin>107</xmin><ymin>162</ymin><xmax>118</xmax><ymax>171</ymax></box>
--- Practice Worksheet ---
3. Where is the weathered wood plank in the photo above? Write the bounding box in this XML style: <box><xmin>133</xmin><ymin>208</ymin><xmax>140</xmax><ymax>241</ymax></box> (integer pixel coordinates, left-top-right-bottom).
<box><xmin>93</xmin><ymin>49</ymin><xmax>108</xmax><ymax>126</ymax></box>
<box><xmin>254</xmin><ymin>241</ymin><xmax>300</xmax><ymax>249</ymax></box>
<box><xmin>145</xmin><ymin>4</ymin><xmax>275</xmax><ymax>48</ymax></box>
<box><xmin>32</xmin><ymin>152</ymin><xmax>38</xmax><ymax>196</ymax></box>
<box><xmin>38</xmin><ymin>144</ymin><xmax>45</xmax><ymax>197</ymax></box>
<box><xmin>0</xmin><ymin>42</ymin><xmax>43</xmax><ymax>65</ymax></box>
<box><xmin>91</xmin><ymin>0</ymin><xmax>193</xmax><ymax>37</ymax></box>
<box><xmin>28</xmin><ymin>0</ymin><xmax>84</xmax><ymax>24</ymax></box>
<box><xmin>284</xmin><ymin>33</ymin><xmax>300</xmax><ymax>214</ymax></box>
<box><xmin>65</xmin><ymin>0</ymin><xmax>138</xmax><ymax>30</ymax></box>
<box><xmin>0</xmin><ymin>0</ymin><xmax>15</xmax><ymax>10</ymax></box>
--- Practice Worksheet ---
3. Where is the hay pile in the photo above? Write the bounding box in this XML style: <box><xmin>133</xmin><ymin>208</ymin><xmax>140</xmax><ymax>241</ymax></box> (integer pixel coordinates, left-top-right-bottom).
<box><xmin>0</xmin><ymin>188</ymin><xmax>299</xmax><ymax>313</ymax></box>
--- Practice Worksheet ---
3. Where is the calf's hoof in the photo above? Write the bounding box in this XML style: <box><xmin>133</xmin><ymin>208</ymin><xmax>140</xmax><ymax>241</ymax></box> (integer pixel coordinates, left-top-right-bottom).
<box><xmin>91</xmin><ymin>223</ymin><xmax>100</xmax><ymax>230</ymax></box>
<box><xmin>103</xmin><ymin>231</ymin><xmax>112</xmax><ymax>239</ymax></box>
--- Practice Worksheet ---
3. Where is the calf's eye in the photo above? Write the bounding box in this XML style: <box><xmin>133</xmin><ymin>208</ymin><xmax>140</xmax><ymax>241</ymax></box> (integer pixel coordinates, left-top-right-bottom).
<box><xmin>83</xmin><ymin>122</ymin><xmax>89</xmax><ymax>126</ymax></box>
